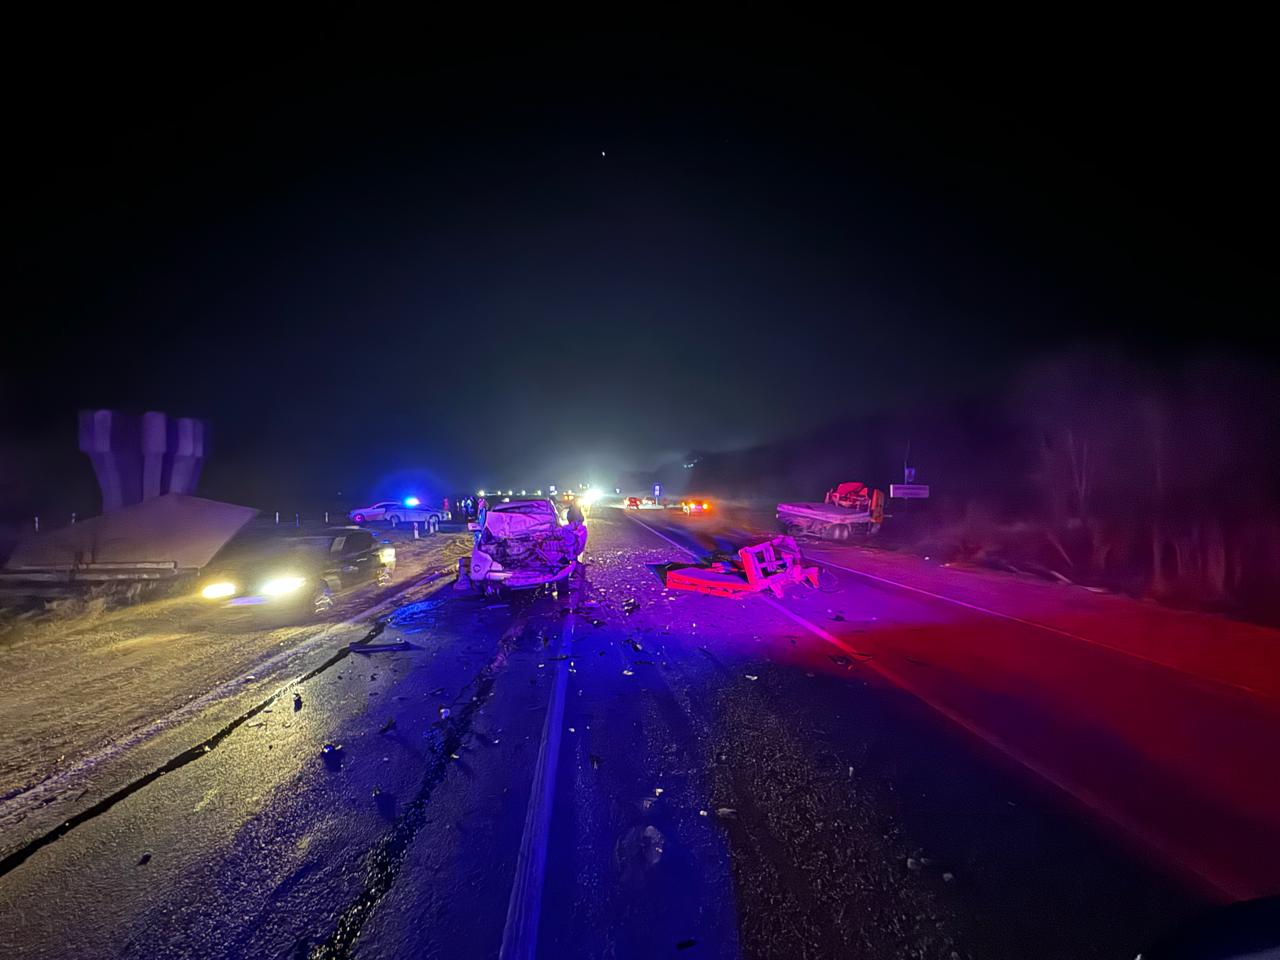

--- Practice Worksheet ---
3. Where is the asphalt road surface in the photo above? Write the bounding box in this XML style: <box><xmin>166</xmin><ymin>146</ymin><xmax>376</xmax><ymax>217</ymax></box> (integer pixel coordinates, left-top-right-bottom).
<box><xmin>2</xmin><ymin>505</ymin><xmax>1277</xmax><ymax>958</ymax></box>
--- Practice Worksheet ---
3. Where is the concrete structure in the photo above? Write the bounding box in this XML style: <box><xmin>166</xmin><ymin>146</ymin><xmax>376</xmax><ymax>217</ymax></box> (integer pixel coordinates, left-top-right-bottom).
<box><xmin>78</xmin><ymin>410</ymin><xmax>207</xmax><ymax>512</ymax></box>
<box><xmin>2</xmin><ymin>494</ymin><xmax>256</xmax><ymax>576</ymax></box>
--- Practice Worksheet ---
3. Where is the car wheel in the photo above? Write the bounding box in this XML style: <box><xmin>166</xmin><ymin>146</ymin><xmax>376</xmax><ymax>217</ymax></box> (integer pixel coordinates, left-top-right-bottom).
<box><xmin>312</xmin><ymin>582</ymin><xmax>335</xmax><ymax>616</ymax></box>
<box><xmin>353</xmin><ymin>513</ymin><xmax>365</xmax><ymax>523</ymax></box>
<box><xmin>388</xmin><ymin>514</ymin><xmax>400</xmax><ymax>526</ymax></box>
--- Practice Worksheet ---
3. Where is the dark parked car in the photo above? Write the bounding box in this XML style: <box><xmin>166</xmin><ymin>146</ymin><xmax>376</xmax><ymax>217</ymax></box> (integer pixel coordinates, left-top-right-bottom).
<box><xmin>197</xmin><ymin>527</ymin><xmax>395</xmax><ymax>616</ymax></box>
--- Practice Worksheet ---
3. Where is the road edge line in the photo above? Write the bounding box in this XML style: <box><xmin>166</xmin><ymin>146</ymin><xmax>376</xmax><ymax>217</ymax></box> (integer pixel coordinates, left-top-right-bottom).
<box><xmin>0</xmin><ymin>569</ymin><xmax>450</xmax><ymax>872</ymax></box>
<box><xmin>811</xmin><ymin>555</ymin><xmax>1268</xmax><ymax>701</ymax></box>
<box><xmin>627</xmin><ymin>513</ymin><xmax>1246</xmax><ymax>901</ymax></box>
<box><xmin>499</xmin><ymin>582</ymin><xmax>577</xmax><ymax>959</ymax></box>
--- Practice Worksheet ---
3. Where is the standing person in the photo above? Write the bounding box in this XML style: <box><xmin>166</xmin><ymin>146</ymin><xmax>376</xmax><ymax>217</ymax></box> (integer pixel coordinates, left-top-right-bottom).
<box><xmin>443</xmin><ymin>495</ymin><xmax>451</xmax><ymax>516</ymax></box>
<box><xmin>562</xmin><ymin>503</ymin><xmax>588</xmax><ymax>562</ymax></box>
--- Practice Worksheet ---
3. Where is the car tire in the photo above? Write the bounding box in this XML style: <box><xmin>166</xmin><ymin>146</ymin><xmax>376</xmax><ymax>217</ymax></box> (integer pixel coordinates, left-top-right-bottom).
<box><xmin>312</xmin><ymin>582</ymin><xmax>335</xmax><ymax>616</ymax></box>
<box><xmin>353</xmin><ymin>513</ymin><xmax>365</xmax><ymax>523</ymax></box>
<box><xmin>388</xmin><ymin>515</ymin><xmax>400</xmax><ymax>526</ymax></box>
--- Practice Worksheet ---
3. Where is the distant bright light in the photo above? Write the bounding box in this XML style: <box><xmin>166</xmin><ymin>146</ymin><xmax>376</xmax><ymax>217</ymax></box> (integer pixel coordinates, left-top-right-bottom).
<box><xmin>520</xmin><ymin>490</ymin><xmax>526</xmax><ymax>495</ymax></box>
<box><xmin>201</xmin><ymin>581</ymin><xmax>236</xmax><ymax>600</ymax></box>
<box><xmin>579</xmin><ymin>488</ymin><xmax>604</xmax><ymax>506</ymax></box>
<box><xmin>404</xmin><ymin>497</ymin><xmax>420</xmax><ymax>507</ymax></box>
<box><xmin>508</xmin><ymin>490</ymin><xmax>514</xmax><ymax>495</ymax></box>
<box><xmin>536</xmin><ymin>489</ymin><xmax>542</xmax><ymax>495</ymax></box>
<box><xmin>478</xmin><ymin>489</ymin><xmax>486</xmax><ymax>496</ymax></box>
<box><xmin>261</xmin><ymin>575</ymin><xmax>306</xmax><ymax>597</ymax></box>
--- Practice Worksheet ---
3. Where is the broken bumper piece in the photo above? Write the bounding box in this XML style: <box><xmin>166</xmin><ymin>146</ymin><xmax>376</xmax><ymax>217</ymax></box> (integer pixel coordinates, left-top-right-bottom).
<box><xmin>664</xmin><ymin>536</ymin><xmax>818</xmax><ymax>598</ymax></box>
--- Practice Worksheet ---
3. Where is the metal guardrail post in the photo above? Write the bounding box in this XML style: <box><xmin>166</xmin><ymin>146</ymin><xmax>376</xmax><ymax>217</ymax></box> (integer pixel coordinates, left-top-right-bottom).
<box><xmin>275</xmin><ymin>511</ymin><xmax>280</xmax><ymax>525</ymax></box>
<box><xmin>33</xmin><ymin>516</ymin><xmax>39</xmax><ymax>533</ymax></box>
<box><xmin>70</xmin><ymin>512</ymin><xmax>77</xmax><ymax>525</ymax></box>
<box><xmin>324</xmin><ymin>511</ymin><xmax>330</xmax><ymax>524</ymax></box>
<box><xmin>295</xmin><ymin>513</ymin><xmax>300</xmax><ymax>527</ymax></box>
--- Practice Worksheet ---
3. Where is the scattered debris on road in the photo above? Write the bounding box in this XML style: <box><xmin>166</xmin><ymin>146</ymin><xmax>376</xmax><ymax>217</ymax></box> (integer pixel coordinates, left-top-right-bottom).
<box><xmin>321</xmin><ymin>743</ymin><xmax>344</xmax><ymax>769</ymax></box>
<box><xmin>351</xmin><ymin>639</ymin><xmax>412</xmax><ymax>653</ymax></box>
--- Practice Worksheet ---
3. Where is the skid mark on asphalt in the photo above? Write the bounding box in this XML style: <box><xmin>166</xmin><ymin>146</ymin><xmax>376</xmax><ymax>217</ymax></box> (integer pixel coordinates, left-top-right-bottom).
<box><xmin>0</xmin><ymin>572</ymin><xmax>450</xmax><ymax>879</ymax></box>
<box><xmin>303</xmin><ymin>606</ymin><xmax>536</xmax><ymax>959</ymax></box>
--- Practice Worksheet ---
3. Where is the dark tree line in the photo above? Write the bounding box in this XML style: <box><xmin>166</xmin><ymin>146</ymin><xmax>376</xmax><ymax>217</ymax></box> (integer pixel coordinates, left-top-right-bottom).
<box><xmin>688</xmin><ymin>351</ymin><xmax>1280</xmax><ymax>622</ymax></box>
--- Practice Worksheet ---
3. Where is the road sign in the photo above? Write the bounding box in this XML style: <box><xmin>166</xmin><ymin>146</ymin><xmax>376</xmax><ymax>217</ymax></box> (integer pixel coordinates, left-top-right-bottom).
<box><xmin>889</xmin><ymin>484</ymin><xmax>930</xmax><ymax>499</ymax></box>
<box><xmin>653</xmin><ymin>483</ymin><xmax>662</xmax><ymax>499</ymax></box>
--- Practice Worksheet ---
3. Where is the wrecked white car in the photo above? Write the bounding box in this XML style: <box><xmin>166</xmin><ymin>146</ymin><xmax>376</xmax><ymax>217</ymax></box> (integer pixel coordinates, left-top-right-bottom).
<box><xmin>469</xmin><ymin>497</ymin><xmax>585</xmax><ymax>593</ymax></box>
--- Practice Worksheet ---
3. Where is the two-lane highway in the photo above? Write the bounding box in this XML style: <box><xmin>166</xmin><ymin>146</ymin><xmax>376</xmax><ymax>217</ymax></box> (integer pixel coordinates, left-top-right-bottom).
<box><xmin>5</xmin><ymin>505</ymin><xmax>1269</xmax><ymax>958</ymax></box>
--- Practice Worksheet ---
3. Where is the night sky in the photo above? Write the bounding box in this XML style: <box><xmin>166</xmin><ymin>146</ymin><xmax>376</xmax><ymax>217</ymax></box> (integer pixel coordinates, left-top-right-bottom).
<box><xmin>4</xmin><ymin>29</ymin><xmax>1274</xmax><ymax>511</ymax></box>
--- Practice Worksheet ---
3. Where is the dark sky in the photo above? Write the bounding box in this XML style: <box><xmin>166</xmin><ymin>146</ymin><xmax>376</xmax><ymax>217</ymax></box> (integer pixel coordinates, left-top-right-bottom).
<box><xmin>4</xmin><ymin>28</ymin><xmax>1275</xmax><ymax>507</ymax></box>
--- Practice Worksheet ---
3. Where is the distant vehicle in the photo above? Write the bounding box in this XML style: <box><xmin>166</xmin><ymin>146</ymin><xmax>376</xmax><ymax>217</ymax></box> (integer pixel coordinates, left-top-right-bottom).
<box><xmin>348</xmin><ymin>500</ymin><xmax>400</xmax><ymax>523</ymax></box>
<box><xmin>386</xmin><ymin>504</ymin><xmax>451</xmax><ymax>531</ymax></box>
<box><xmin>680</xmin><ymin>499</ymin><xmax>711</xmax><ymax>515</ymax></box>
<box><xmin>198</xmin><ymin>527</ymin><xmax>395</xmax><ymax>616</ymax></box>
<box><xmin>777</xmin><ymin>481</ymin><xmax>885</xmax><ymax>540</ymax></box>
<box><xmin>349</xmin><ymin>499</ymin><xmax>449</xmax><ymax>528</ymax></box>
<box><xmin>469</xmin><ymin>497</ymin><xmax>578</xmax><ymax>593</ymax></box>
<box><xmin>625</xmin><ymin>496</ymin><xmax>641</xmax><ymax>510</ymax></box>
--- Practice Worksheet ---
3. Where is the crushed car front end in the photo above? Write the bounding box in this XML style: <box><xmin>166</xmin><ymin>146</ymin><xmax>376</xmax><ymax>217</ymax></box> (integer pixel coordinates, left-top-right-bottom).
<box><xmin>470</xmin><ymin>499</ymin><xmax>578</xmax><ymax>590</ymax></box>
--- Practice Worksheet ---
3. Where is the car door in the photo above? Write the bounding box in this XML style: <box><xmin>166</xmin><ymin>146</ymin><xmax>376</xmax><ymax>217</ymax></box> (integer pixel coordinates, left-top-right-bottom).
<box><xmin>339</xmin><ymin>531</ymin><xmax>378</xmax><ymax>585</ymax></box>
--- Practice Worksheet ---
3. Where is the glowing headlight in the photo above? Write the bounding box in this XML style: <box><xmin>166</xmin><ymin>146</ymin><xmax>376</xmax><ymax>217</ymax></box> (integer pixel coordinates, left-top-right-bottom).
<box><xmin>579</xmin><ymin>488</ymin><xmax>603</xmax><ymax>506</ymax></box>
<box><xmin>201</xmin><ymin>581</ymin><xmax>236</xmax><ymax>600</ymax></box>
<box><xmin>261</xmin><ymin>575</ymin><xmax>306</xmax><ymax>596</ymax></box>
<box><xmin>378</xmin><ymin>547</ymin><xmax>396</xmax><ymax>564</ymax></box>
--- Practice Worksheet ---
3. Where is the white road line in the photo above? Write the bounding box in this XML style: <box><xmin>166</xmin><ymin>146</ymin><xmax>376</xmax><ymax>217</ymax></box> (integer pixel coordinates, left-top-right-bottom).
<box><xmin>810</xmin><ymin>554</ymin><xmax>1266</xmax><ymax>700</ymax></box>
<box><xmin>499</xmin><ymin>581</ymin><xmax>578</xmax><ymax>959</ymax></box>
<box><xmin>627</xmin><ymin>513</ymin><xmax>1244</xmax><ymax>900</ymax></box>
<box><xmin>0</xmin><ymin>568</ymin><xmax>450</xmax><ymax>832</ymax></box>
